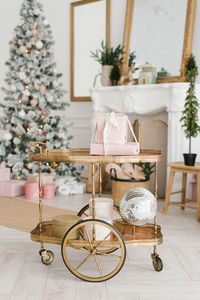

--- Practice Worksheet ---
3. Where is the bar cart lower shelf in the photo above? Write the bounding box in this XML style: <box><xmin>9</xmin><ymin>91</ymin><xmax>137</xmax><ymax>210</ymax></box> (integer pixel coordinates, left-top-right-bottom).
<box><xmin>29</xmin><ymin>142</ymin><xmax>163</xmax><ymax>282</ymax></box>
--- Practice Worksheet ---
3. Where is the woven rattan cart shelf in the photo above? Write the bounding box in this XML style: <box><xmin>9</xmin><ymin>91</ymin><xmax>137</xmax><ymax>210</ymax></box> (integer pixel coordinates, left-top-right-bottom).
<box><xmin>29</xmin><ymin>142</ymin><xmax>163</xmax><ymax>282</ymax></box>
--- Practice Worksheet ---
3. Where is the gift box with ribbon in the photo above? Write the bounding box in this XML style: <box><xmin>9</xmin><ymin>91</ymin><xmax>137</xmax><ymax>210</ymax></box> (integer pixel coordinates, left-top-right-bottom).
<box><xmin>90</xmin><ymin>112</ymin><xmax>140</xmax><ymax>155</ymax></box>
<box><xmin>0</xmin><ymin>180</ymin><xmax>25</xmax><ymax>197</ymax></box>
<box><xmin>97</xmin><ymin>113</ymin><xmax>127</xmax><ymax>145</ymax></box>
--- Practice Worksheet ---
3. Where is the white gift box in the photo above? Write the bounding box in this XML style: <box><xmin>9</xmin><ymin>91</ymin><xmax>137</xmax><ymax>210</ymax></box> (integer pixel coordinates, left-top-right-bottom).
<box><xmin>54</xmin><ymin>176</ymin><xmax>86</xmax><ymax>196</ymax></box>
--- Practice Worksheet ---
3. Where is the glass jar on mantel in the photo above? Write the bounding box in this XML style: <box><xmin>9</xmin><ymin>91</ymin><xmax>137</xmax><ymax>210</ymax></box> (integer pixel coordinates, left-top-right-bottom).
<box><xmin>138</xmin><ymin>62</ymin><xmax>157</xmax><ymax>85</ymax></box>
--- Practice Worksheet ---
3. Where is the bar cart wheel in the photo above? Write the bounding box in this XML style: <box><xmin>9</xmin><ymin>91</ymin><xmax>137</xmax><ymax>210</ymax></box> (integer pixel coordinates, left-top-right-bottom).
<box><xmin>151</xmin><ymin>254</ymin><xmax>163</xmax><ymax>272</ymax></box>
<box><xmin>40</xmin><ymin>250</ymin><xmax>54</xmax><ymax>265</ymax></box>
<box><xmin>61</xmin><ymin>219</ymin><xmax>126</xmax><ymax>282</ymax></box>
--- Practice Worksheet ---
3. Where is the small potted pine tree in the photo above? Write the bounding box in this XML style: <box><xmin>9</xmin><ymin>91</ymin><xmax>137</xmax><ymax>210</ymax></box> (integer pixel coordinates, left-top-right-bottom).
<box><xmin>180</xmin><ymin>54</ymin><xmax>200</xmax><ymax>166</ymax></box>
<box><xmin>91</xmin><ymin>41</ymin><xmax>123</xmax><ymax>86</ymax></box>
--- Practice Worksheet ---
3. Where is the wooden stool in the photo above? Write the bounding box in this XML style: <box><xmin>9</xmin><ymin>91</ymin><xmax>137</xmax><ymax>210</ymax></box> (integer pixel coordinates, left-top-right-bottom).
<box><xmin>163</xmin><ymin>162</ymin><xmax>200</xmax><ymax>221</ymax></box>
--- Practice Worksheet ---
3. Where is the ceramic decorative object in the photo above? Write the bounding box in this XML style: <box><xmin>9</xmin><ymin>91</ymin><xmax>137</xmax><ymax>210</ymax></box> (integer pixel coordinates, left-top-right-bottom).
<box><xmin>138</xmin><ymin>62</ymin><xmax>156</xmax><ymax>85</ymax></box>
<box><xmin>101</xmin><ymin>65</ymin><xmax>113</xmax><ymax>86</ymax></box>
<box><xmin>52</xmin><ymin>215</ymin><xmax>80</xmax><ymax>239</ymax></box>
<box><xmin>157</xmin><ymin>67</ymin><xmax>170</xmax><ymax>77</ymax></box>
<box><xmin>120</xmin><ymin>187</ymin><xmax>157</xmax><ymax>226</ymax></box>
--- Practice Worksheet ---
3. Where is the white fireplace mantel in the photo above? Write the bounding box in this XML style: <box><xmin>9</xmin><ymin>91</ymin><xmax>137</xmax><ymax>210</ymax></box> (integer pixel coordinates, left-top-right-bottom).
<box><xmin>90</xmin><ymin>82</ymin><xmax>200</xmax><ymax>164</ymax></box>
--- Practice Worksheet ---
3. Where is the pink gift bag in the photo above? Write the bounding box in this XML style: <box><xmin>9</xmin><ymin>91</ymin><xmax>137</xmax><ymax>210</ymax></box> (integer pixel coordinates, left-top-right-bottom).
<box><xmin>97</xmin><ymin>113</ymin><xmax>128</xmax><ymax>145</ymax></box>
<box><xmin>90</xmin><ymin>112</ymin><xmax>140</xmax><ymax>156</ymax></box>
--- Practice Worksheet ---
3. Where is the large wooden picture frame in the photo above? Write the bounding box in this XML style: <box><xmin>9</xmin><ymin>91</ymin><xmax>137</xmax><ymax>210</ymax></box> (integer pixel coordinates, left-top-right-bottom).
<box><xmin>121</xmin><ymin>0</ymin><xmax>197</xmax><ymax>83</ymax></box>
<box><xmin>70</xmin><ymin>0</ymin><xmax>110</xmax><ymax>102</ymax></box>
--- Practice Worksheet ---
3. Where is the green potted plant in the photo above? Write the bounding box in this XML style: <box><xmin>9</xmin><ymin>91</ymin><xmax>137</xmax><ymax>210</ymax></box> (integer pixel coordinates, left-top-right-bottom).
<box><xmin>180</xmin><ymin>54</ymin><xmax>200</xmax><ymax>166</ymax></box>
<box><xmin>90</xmin><ymin>41</ymin><xmax>123</xmax><ymax>86</ymax></box>
<box><xmin>136</xmin><ymin>162</ymin><xmax>155</xmax><ymax>180</ymax></box>
<box><xmin>110</xmin><ymin>65</ymin><xmax>121</xmax><ymax>86</ymax></box>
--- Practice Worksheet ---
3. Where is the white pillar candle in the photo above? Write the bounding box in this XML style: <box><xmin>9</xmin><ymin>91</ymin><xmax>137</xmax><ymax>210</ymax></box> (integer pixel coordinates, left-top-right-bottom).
<box><xmin>89</xmin><ymin>198</ymin><xmax>113</xmax><ymax>220</ymax></box>
<box><xmin>83</xmin><ymin>216</ymin><xmax>112</xmax><ymax>241</ymax></box>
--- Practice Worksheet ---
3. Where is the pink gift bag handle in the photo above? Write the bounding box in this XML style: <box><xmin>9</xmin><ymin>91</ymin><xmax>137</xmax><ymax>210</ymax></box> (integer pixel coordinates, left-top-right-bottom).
<box><xmin>125</xmin><ymin>115</ymin><xmax>138</xmax><ymax>143</ymax></box>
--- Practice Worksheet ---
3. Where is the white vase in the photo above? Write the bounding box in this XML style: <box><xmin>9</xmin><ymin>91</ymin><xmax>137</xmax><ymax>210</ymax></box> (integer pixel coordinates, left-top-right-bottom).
<box><xmin>101</xmin><ymin>65</ymin><xmax>113</xmax><ymax>86</ymax></box>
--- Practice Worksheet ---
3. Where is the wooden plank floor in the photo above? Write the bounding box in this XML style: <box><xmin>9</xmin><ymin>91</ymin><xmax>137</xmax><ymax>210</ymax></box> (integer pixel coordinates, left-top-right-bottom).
<box><xmin>1</xmin><ymin>194</ymin><xmax>200</xmax><ymax>300</ymax></box>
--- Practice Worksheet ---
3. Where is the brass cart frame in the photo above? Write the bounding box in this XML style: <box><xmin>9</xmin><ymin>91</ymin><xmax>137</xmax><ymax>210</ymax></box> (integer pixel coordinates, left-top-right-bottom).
<box><xmin>29</xmin><ymin>142</ymin><xmax>163</xmax><ymax>282</ymax></box>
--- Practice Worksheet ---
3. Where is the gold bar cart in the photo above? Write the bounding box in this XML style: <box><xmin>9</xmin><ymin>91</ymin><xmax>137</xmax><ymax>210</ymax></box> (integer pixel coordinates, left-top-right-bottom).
<box><xmin>29</xmin><ymin>142</ymin><xmax>163</xmax><ymax>282</ymax></box>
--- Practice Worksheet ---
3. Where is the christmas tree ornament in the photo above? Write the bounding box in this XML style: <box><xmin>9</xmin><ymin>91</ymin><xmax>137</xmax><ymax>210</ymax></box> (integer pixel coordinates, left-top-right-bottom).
<box><xmin>19</xmin><ymin>72</ymin><xmax>26</xmax><ymax>80</ymax></box>
<box><xmin>18</xmin><ymin>19</ymin><xmax>24</xmax><ymax>26</ymax></box>
<box><xmin>30</xmin><ymin>98</ymin><xmax>38</xmax><ymax>107</ymax></box>
<box><xmin>39</xmin><ymin>84</ymin><xmax>46</xmax><ymax>95</ymax></box>
<box><xmin>53</xmin><ymin>81</ymin><xmax>58</xmax><ymax>87</ymax></box>
<box><xmin>51</xmin><ymin>162</ymin><xmax>58</xmax><ymax>168</ymax></box>
<box><xmin>18</xmin><ymin>110</ymin><xmax>26</xmax><ymax>118</ymax></box>
<box><xmin>47</xmin><ymin>94</ymin><xmax>53</xmax><ymax>103</ymax></box>
<box><xmin>23</xmin><ymin>89</ymin><xmax>30</xmax><ymax>96</ymax></box>
<box><xmin>49</xmin><ymin>46</ymin><xmax>54</xmax><ymax>54</ymax></box>
<box><xmin>31</xmin><ymin>29</ymin><xmax>38</xmax><ymax>35</ymax></box>
<box><xmin>36</xmin><ymin>40</ymin><xmax>43</xmax><ymax>49</ymax></box>
<box><xmin>18</xmin><ymin>99</ymin><xmax>22</xmax><ymax>104</ymax></box>
<box><xmin>34</xmin><ymin>8</ymin><xmax>41</xmax><ymax>15</ymax></box>
<box><xmin>58</xmin><ymin>131</ymin><xmax>65</xmax><ymax>139</ymax></box>
<box><xmin>3</xmin><ymin>132</ymin><xmax>12</xmax><ymax>141</ymax></box>
<box><xmin>27</xmin><ymin>163</ymin><xmax>33</xmax><ymax>169</ymax></box>
<box><xmin>19</xmin><ymin>45</ymin><xmax>27</xmax><ymax>53</ymax></box>
<box><xmin>41</xmin><ymin>107</ymin><xmax>46</xmax><ymax>115</ymax></box>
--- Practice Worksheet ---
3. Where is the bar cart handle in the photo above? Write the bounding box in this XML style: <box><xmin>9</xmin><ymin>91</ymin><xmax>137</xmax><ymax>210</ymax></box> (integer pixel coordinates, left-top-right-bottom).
<box><xmin>30</xmin><ymin>142</ymin><xmax>49</xmax><ymax>154</ymax></box>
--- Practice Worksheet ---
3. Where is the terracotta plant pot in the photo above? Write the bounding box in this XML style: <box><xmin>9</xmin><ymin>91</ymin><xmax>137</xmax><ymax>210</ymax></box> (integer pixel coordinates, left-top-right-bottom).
<box><xmin>183</xmin><ymin>153</ymin><xmax>197</xmax><ymax>166</ymax></box>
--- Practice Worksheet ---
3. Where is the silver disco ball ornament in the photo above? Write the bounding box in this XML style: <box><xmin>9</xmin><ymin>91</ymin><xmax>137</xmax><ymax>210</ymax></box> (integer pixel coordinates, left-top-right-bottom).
<box><xmin>120</xmin><ymin>187</ymin><xmax>157</xmax><ymax>226</ymax></box>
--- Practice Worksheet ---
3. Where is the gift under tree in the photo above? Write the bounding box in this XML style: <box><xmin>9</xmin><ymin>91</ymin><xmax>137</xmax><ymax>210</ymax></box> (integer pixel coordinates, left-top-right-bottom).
<box><xmin>0</xmin><ymin>0</ymin><xmax>79</xmax><ymax>180</ymax></box>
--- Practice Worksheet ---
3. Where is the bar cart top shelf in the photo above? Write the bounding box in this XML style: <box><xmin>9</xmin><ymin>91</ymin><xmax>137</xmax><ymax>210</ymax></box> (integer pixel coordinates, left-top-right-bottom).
<box><xmin>29</xmin><ymin>147</ymin><xmax>162</xmax><ymax>164</ymax></box>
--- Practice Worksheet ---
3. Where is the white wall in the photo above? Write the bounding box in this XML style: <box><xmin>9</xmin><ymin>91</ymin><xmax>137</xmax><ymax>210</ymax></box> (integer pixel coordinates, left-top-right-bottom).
<box><xmin>0</xmin><ymin>0</ymin><xmax>200</xmax><ymax>149</ymax></box>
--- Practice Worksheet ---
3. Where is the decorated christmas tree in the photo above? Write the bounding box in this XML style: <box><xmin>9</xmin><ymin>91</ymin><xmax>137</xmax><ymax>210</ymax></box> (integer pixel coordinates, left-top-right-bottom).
<box><xmin>0</xmin><ymin>0</ymin><xmax>79</xmax><ymax>179</ymax></box>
